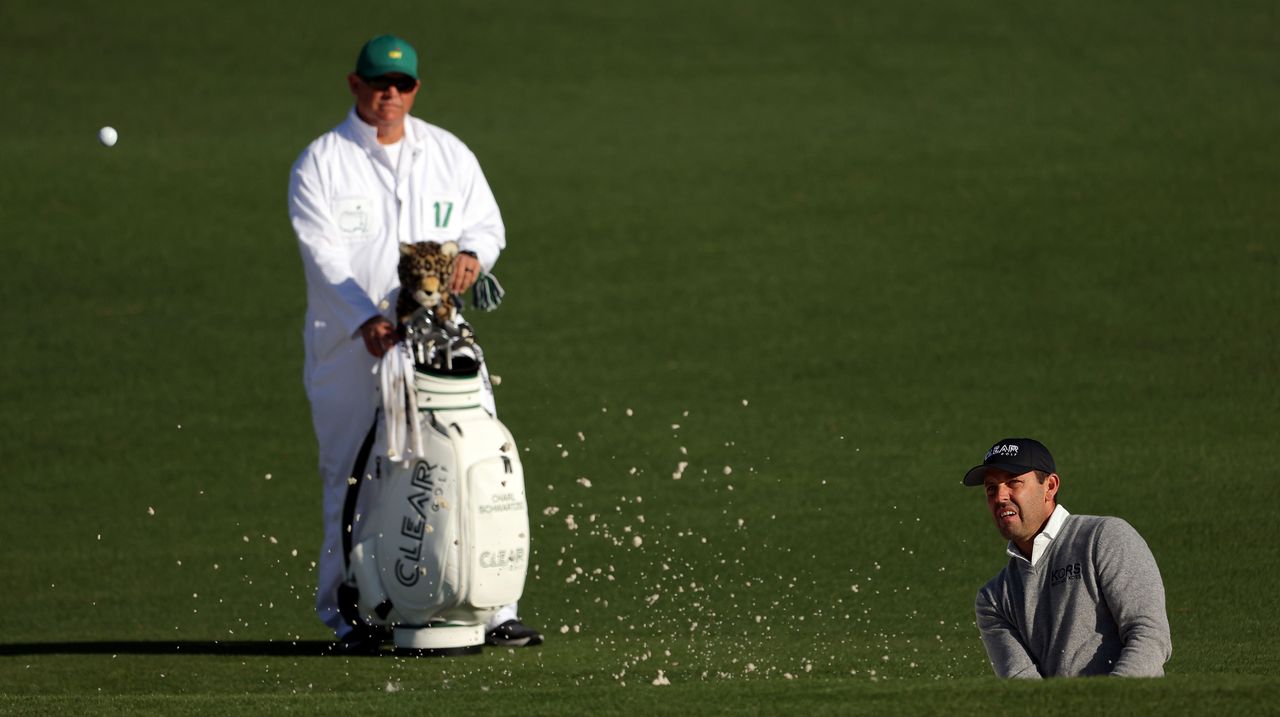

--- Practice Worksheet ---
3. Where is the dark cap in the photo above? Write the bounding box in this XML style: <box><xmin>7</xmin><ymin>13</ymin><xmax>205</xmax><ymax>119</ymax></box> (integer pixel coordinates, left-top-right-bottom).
<box><xmin>962</xmin><ymin>438</ymin><xmax>1056</xmax><ymax>486</ymax></box>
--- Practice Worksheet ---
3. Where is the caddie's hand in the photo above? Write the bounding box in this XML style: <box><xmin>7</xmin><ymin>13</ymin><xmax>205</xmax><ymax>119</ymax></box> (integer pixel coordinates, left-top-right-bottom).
<box><xmin>359</xmin><ymin>316</ymin><xmax>397</xmax><ymax>358</ymax></box>
<box><xmin>450</xmin><ymin>252</ymin><xmax>482</xmax><ymax>295</ymax></box>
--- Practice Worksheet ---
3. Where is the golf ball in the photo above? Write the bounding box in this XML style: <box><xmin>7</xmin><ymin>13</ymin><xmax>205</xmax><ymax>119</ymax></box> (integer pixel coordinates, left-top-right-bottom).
<box><xmin>98</xmin><ymin>126</ymin><xmax>118</xmax><ymax>147</ymax></box>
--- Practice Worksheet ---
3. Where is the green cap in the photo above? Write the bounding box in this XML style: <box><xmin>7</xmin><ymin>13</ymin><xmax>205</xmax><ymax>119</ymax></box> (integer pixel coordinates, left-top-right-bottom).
<box><xmin>355</xmin><ymin>35</ymin><xmax>419</xmax><ymax>79</ymax></box>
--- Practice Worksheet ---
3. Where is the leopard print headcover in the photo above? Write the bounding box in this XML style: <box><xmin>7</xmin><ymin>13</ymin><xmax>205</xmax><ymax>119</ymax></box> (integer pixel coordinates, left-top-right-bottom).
<box><xmin>396</xmin><ymin>241</ymin><xmax>459</xmax><ymax>326</ymax></box>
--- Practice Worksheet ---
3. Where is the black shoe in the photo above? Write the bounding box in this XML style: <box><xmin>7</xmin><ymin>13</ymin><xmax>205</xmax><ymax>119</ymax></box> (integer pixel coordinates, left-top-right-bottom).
<box><xmin>485</xmin><ymin>619</ymin><xmax>544</xmax><ymax>647</ymax></box>
<box><xmin>331</xmin><ymin>625</ymin><xmax>391</xmax><ymax>655</ymax></box>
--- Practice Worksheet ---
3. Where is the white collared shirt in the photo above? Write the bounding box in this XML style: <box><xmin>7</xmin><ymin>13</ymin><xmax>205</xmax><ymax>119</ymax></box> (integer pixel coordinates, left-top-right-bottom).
<box><xmin>1006</xmin><ymin>504</ymin><xmax>1070</xmax><ymax>567</ymax></box>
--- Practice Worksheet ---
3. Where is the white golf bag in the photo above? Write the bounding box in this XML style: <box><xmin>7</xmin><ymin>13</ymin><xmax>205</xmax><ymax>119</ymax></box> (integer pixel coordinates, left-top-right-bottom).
<box><xmin>344</xmin><ymin>311</ymin><xmax>529</xmax><ymax>654</ymax></box>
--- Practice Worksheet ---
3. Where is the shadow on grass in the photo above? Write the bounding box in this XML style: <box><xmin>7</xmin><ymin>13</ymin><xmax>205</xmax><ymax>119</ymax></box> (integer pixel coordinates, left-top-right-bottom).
<box><xmin>0</xmin><ymin>640</ymin><xmax>339</xmax><ymax>657</ymax></box>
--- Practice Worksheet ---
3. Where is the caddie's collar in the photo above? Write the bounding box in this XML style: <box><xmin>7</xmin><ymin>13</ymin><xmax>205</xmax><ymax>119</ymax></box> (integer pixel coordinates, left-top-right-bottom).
<box><xmin>344</xmin><ymin>107</ymin><xmax>419</xmax><ymax>151</ymax></box>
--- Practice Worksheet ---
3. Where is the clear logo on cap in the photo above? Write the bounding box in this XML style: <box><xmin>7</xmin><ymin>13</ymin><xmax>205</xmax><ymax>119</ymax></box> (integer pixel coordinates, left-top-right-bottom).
<box><xmin>986</xmin><ymin>443</ymin><xmax>1020</xmax><ymax>460</ymax></box>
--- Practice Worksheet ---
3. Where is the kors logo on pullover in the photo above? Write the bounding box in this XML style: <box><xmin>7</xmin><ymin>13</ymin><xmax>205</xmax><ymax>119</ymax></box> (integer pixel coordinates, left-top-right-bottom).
<box><xmin>1049</xmin><ymin>562</ymin><xmax>1083</xmax><ymax>587</ymax></box>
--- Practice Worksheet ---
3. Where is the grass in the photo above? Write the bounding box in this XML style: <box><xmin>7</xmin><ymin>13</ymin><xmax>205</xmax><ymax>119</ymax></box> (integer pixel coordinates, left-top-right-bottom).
<box><xmin>1</xmin><ymin>0</ymin><xmax>1278</xmax><ymax>713</ymax></box>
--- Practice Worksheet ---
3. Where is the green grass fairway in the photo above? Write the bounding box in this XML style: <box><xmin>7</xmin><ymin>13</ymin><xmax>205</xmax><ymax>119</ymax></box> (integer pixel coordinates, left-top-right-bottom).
<box><xmin>2</xmin><ymin>0</ymin><xmax>1278</xmax><ymax>713</ymax></box>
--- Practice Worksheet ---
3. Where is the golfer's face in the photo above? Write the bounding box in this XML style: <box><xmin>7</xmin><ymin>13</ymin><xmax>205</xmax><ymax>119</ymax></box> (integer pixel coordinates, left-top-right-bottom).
<box><xmin>983</xmin><ymin>469</ymin><xmax>1057</xmax><ymax>547</ymax></box>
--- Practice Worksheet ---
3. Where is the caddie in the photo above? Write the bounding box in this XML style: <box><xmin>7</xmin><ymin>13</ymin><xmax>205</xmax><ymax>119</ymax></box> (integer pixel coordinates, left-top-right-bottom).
<box><xmin>964</xmin><ymin>438</ymin><xmax>1172</xmax><ymax>677</ymax></box>
<box><xmin>287</xmin><ymin>34</ymin><xmax>542</xmax><ymax>653</ymax></box>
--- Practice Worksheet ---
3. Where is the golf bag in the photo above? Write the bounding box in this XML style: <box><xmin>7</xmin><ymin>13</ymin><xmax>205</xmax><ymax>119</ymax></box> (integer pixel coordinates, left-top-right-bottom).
<box><xmin>343</xmin><ymin>309</ymin><xmax>529</xmax><ymax>654</ymax></box>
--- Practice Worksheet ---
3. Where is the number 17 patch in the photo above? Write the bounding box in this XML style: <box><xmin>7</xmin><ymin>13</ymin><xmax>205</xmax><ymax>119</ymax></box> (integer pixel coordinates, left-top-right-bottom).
<box><xmin>433</xmin><ymin>200</ymin><xmax>454</xmax><ymax>228</ymax></box>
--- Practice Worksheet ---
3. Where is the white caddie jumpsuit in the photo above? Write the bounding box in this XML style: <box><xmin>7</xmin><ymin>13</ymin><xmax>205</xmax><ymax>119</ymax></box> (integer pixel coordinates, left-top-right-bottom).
<box><xmin>288</xmin><ymin>108</ymin><xmax>512</xmax><ymax>637</ymax></box>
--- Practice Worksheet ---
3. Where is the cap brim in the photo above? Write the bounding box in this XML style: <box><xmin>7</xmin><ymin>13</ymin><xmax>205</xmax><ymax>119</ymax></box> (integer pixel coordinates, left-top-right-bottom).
<box><xmin>962</xmin><ymin>462</ymin><xmax>1034</xmax><ymax>486</ymax></box>
<box><xmin>358</xmin><ymin>68</ymin><xmax>418</xmax><ymax>80</ymax></box>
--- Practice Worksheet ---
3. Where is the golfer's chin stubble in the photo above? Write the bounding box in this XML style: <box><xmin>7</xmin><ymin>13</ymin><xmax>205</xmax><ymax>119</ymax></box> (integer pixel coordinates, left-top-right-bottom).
<box><xmin>994</xmin><ymin>516</ymin><xmax>1021</xmax><ymax>544</ymax></box>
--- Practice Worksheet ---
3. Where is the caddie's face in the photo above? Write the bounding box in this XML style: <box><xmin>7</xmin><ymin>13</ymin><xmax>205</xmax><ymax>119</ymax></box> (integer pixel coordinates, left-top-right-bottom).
<box><xmin>348</xmin><ymin>73</ymin><xmax>419</xmax><ymax>132</ymax></box>
<box><xmin>983</xmin><ymin>469</ymin><xmax>1058</xmax><ymax>551</ymax></box>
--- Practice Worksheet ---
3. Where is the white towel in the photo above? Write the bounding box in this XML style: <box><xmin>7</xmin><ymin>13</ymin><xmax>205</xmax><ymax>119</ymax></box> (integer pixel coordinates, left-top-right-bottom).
<box><xmin>378</xmin><ymin>343</ymin><xmax>422</xmax><ymax>462</ymax></box>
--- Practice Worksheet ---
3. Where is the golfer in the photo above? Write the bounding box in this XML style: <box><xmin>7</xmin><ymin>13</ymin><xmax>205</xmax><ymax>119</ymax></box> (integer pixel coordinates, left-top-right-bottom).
<box><xmin>964</xmin><ymin>438</ymin><xmax>1172</xmax><ymax>677</ymax></box>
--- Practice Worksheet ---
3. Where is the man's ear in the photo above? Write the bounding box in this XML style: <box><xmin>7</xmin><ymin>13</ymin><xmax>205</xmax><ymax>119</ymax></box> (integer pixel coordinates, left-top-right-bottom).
<box><xmin>1045</xmin><ymin>473</ymin><xmax>1060</xmax><ymax>502</ymax></box>
<box><xmin>347</xmin><ymin>73</ymin><xmax>361</xmax><ymax>96</ymax></box>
